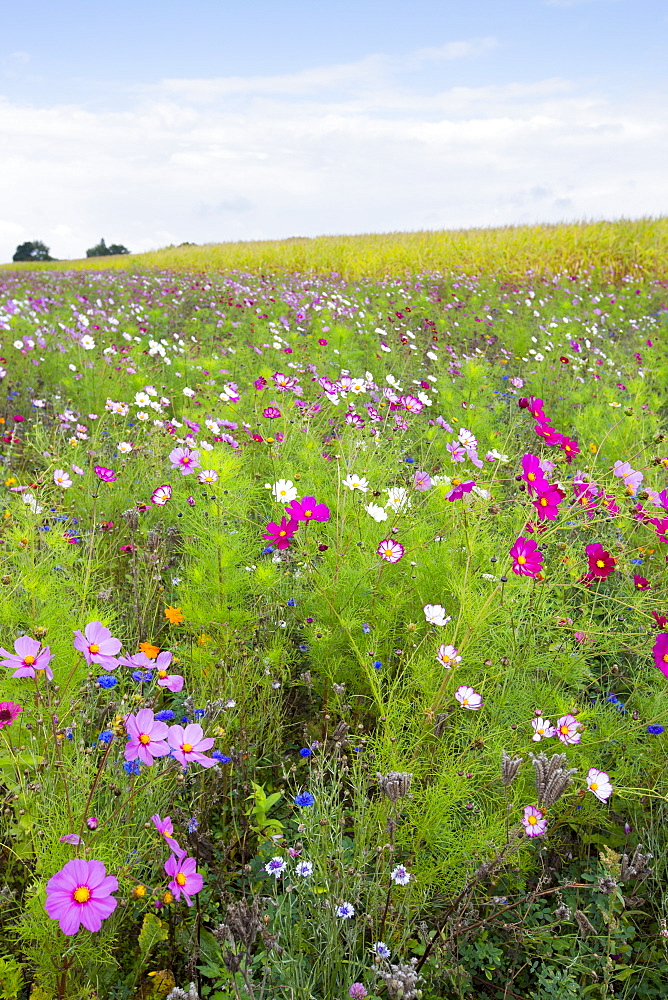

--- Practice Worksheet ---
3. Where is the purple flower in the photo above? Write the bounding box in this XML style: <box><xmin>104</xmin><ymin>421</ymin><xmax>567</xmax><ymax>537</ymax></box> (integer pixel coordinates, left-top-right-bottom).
<box><xmin>521</xmin><ymin>805</ymin><xmax>547</xmax><ymax>837</ymax></box>
<box><xmin>44</xmin><ymin>859</ymin><xmax>118</xmax><ymax>935</ymax></box>
<box><xmin>124</xmin><ymin>709</ymin><xmax>170</xmax><ymax>766</ymax></box>
<box><xmin>263</xmin><ymin>406</ymin><xmax>281</xmax><ymax>419</ymax></box>
<box><xmin>652</xmin><ymin>633</ymin><xmax>668</xmax><ymax>678</ymax></box>
<box><xmin>0</xmin><ymin>636</ymin><xmax>54</xmax><ymax>680</ymax></box>
<box><xmin>169</xmin><ymin>446</ymin><xmax>201</xmax><ymax>475</ymax></box>
<box><xmin>445</xmin><ymin>480</ymin><xmax>475</xmax><ymax>501</ymax></box>
<box><xmin>377</xmin><ymin>539</ymin><xmax>404</xmax><ymax>563</ymax></box>
<box><xmin>94</xmin><ymin>465</ymin><xmax>117</xmax><ymax>482</ymax></box>
<box><xmin>164</xmin><ymin>851</ymin><xmax>203</xmax><ymax>905</ymax></box>
<box><xmin>73</xmin><ymin>621</ymin><xmax>121</xmax><ymax>670</ymax></box>
<box><xmin>167</xmin><ymin>723</ymin><xmax>216</xmax><ymax>768</ymax></box>
<box><xmin>151</xmin><ymin>813</ymin><xmax>182</xmax><ymax>853</ymax></box>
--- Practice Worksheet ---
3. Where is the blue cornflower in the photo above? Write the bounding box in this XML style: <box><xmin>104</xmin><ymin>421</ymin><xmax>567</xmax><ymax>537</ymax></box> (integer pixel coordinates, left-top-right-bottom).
<box><xmin>181</xmin><ymin>716</ymin><xmax>190</xmax><ymax>723</ymax></box>
<box><xmin>211</xmin><ymin>751</ymin><xmax>232</xmax><ymax>763</ymax></box>
<box><xmin>373</xmin><ymin>660</ymin><xmax>382</xmax><ymax>670</ymax></box>
<box><xmin>187</xmin><ymin>817</ymin><xmax>199</xmax><ymax>832</ymax></box>
<box><xmin>630</xmin><ymin>558</ymin><xmax>643</xmax><ymax>565</ymax></box>
<box><xmin>155</xmin><ymin>709</ymin><xmax>175</xmax><ymax>721</ymax></box>
<box><xmin>299</xmin><ymin>748</ymin><xmax>312</xmax><ymax>758</ymax></box>
<box><xmin>299</xmin><ymin>642</ymin><xmax>308</xmax><ymax>652</ymax></box>
<box><xmin>98</xmin><ymin>675</ymin><xmax>118</xmax><ymax>689</ymax></box>
<box><xmin>647</xmin><ymin>725</ymin><xmax>665</xmax><ymax>735</ymax></box>
<box><xmin>194</xmin><ymin>708</ymin><xmax>205</xmax><ymax>718</ymax></box>
<box><xmin>404</xmin><ymin>457</ymin><xmax>416</xmax><ymax>463</ymax></box>
<box><xmin>374</xmin><ymin>942</ymin><xmax>391</xmax><ymax>959</ymax></box>
<box><xmin>97</xmin><ymin>730</ymin><xmax>114</xmax><ymax>744</ymax></box>
<box><xmin>123</xmin><ymin>759</ymin><xmax>141</xmax><ymax>776</ymax></box>
<box><xmin>261</xmin><ymin>545</ymin><xmax>275</xmax><ymax>555</ymax></box>
<box><xmin>287</xmin><ymin>598</ymin><xmax>296</xmax><ymax>606</ymax></box>
<box><xmin>362</xmin><ymin>623</ymin><xmax>371</xmax><ymax>633</ymax></box>
<box><xmin>294</xmin><ymin>792</ymin><xmax>315</xmax><ymax>808</ymax></box>
<box><xmin>132</xmin><ymin>670</ymin><xmax>153</xmax><ymax>682</ymax></box>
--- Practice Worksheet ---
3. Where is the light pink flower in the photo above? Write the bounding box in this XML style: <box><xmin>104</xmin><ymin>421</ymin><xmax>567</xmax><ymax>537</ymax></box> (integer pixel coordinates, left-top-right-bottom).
<box><xmin>169</xmin><ymin>446</ymin><xmax>201</xmax><ymax>475</ymax></box>
<box><xmin>586</xmin><ymin>768</ymin><xmax>613</xmax><ymax>802</ymax></box>
<box><xmin>164</xmin><ymin>851</ymin><xmax>203</xmax><ymax>905</ymax></box>
<box><xmin>124</xmin><ymin>709</ymin><xmax>170</xmax><ymax>766</ymax></box>
<box><xmin>73</xmin><ymin>621</ymin><xmax>121</xmax><ymax>671</ymax></box>
<box><xmin>555</xmin><ymin>714</ymin><xmax>581</xmax><ymax>745</ymax></box>
<box><xmin>531</xmin><ymin>717</ymin><xmax>556</xmax><ymax>741</ymax></box>
<box><xmin>44</xmin><ymin>859</ymin><xmax>118</xmax><ymax>935</ymax></box>
<box><xmin>377</xmin><ymin>539</ymin><xmax>404</xmax><ymax>563</ymax></box>
<box><xmin>154</xmin><ymin>650</ymin><xmax>184</xmax><ymax>692</ymax></box>
<box><xmin>436</xmin><ymin>644</ymin><xmax>461</xmax><ymax>668</ymax></box>
<box><xmin>0</xmin><ymin>636</ymin><xmax>53</xmax><ymax>680</ymax></box>
<box><xmin>455</xmin><ymin>685</ymin><xmax>483</xmax><ymax>710</ymax></box>
<box><xmin>168</xmin><ymin>723</ymin><xmax>216</xmax><ymax>768</ymax></box>
<box><xmin>521</xmin><ymin>805</ymin><xmax>547</xmax><ymax>837</ymax></box>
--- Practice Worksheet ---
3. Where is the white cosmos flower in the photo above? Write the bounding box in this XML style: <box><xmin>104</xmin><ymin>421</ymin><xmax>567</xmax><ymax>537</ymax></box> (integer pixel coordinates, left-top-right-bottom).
<box><xmin>424</xmin><ymin>604</ymin><xmax>451</xmax><ymax>627</ymax></box>
<box><xmin>270</xmin><ymin>479</ymin><xmax>298</xmax><ymax>503</ymax></box>
<box><xmin>22</xmin><ymin>493</ymin><xmax>44</xmax><ymax>514</ymax></box>
<box><xmin>343</xmin><ymin>473</ymin><xmax>369</xmax><ymax>492</ymax></box>
<box><xmin>117</xmin><ymin>442</ymin><xmax>133</xmax><ymax>453</ymax></box>
<box><xmin>134</xmin><ymin>392</ymin><xmax>150</xmax><ymax>406</ymax></box>
<box><xmin>587</xmin><ymin>768</ymin><xmax>613</xmax><ymax>802</ymax></box>
<box><xmin>364</xmin><ymin>503</ymin><xmax>388</xmax><ymax>522</ymax></box>
<box><xmin>53</xmin><ymin>469</ymin><xmax>72</xmax><ymax>489</ymax></box>
<box><xmin>385</xmin><ymin>487</ymin><xmax>411</xmax><ymax>512</ymax></box>
<box><xmin>531</xmin><ymin>717</ymin><xmax>556</xmax><ymax>741</ymax></box>
<box><xmin>182</xmin><ymin>387</ymin><xmax>195</xmax><ymax>397</ymax></box>
<box><xmin>80</xmin><ymin>335</ymin><xmax>96</xmax><ymax>350</ymax></box>
<box><xmin>136</xmin><ymin>411</ymin><xmax>150</xmax><ymax>421</ymax></box>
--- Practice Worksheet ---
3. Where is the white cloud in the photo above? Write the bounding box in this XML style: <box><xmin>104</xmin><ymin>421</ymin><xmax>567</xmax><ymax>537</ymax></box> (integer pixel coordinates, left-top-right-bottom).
<box><xmin>0</xmin><ymin>43</ymin><xmax>666</xmax><ymax>262</ymax></box>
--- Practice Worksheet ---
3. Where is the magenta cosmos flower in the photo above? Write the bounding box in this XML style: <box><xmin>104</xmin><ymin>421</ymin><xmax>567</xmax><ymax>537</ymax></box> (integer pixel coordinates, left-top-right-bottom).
<box><xmin>520</xmin><ymin>453</ymin><xmax>549</xmax><ymax>495</ymax></box>
<box><xmin>263</xmin><ymin>405</ymin><xmax>281</xmax><ymax>419</ymax></box>
<box><xmin>0</xmin><ymin>636</ymin><xmax>54</xmax><ymax>680</ymax></box>
<box><xmin>532</xmin><ymin>484</ymin><xmax>565</xmax><ymax>521</ymax></box>
<box><xmin>169</xmin><ymin>446</ymin><xmax>201</xmax><ymax>475</ymax></box>
<box><xmin>73</xmin><ymin>621</ymin><xmax>121</xmax><ymax>670</ymax></box>
<box><xmin>555</xmin><ymin>714</ymin><xmax>581</xmax><ymax>745</ymax></box>
<box><xmin>559</xmin><ymin>436</ymin><xmax>580</xmax><ymax>463</ymax></box>
<box><xmin>445</xmin><ymin>480</ymin><xmax>475</xmax><ymax>501</ymax></box>
<box><xmin>455</xmin><ymin>685</ymin><xmax>483</xmax><ymax>710</ymax></box>
<box><xmin>285</xmin><ymin>496</ymin><xmax>330</xmax><ymax>522</ymax></box>
<box><xmin>586</xmin><ymin>543</ymin><xmax>615</xmax><ymax>579</ymax></box>
<box><xmin>521</xmin><ymin>805</ymin><xmax>547</xmax><ymax>837</ymax></box>
<box><xmin>0</xmin><ymin>702</ymin><xmax>22</xmax><ymax>727</ymax></box>
<box><xmin>167</xmin><ymin>723</ymin><xmax>216</xmax><ymax>768</ymax></box>
<box><xmin>377</xmin><ymin>539</ymin><xmax>404</xmax><ymax>563</ymax></box>
<box><xmin>44</xmin><ymin>859</ymin><xmax>118</xmax><ymax>935</ymax></box>
<box><xmin>262</xmin><ymin>516</ymin><xmax>299</xmax><ymax>549</ymax></box>
<box><xmin>509</xmin><ymin>536</ymin><xmax>543</xmax><ymax>577</ymax></box>
<box><xmin>165</xmin><ymin>851</ymin><xmax>203</xmax><ymax>905</ymax></box>
<box><xmin>151</xmin><ymin>813</ymin><xmax>182</xmax><ymax>853</ymax></box>
<box><xmin>652</xmin><ymin>632</ymin><xmax>668</xmax><ymax>678</ymax></box>
<box><xmin>633</xmin><ymin>573</ymin><xmax>650</xmax><ymax>590</ymax></box>
<box><xmin>124</xmin><ymin>709</ymin><xmax>170</xmax><ymax>766</ymax></box>
<box><xmin>94</xmin><ymin>465</ymin><xmax>118</xmax><ymax>483</ymax></box>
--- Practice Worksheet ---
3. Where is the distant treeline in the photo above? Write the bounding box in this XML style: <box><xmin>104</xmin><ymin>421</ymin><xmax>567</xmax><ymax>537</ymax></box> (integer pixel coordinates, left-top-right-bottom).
<box><xmin>11</xmin><ymin>238</ymin><xmax>130</xmax><ymax>262</ymax></box>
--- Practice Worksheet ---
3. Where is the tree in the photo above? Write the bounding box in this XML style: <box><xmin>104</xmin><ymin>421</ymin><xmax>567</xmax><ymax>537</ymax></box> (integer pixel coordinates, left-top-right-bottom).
<box><xmin>86</xmin><ymin>238</ymin><xmax>130</xmax><ymax>257</ymax></box>
<box><xmin>12</xmin><ymin>240</ymin><xmax>54</xmax><ymax>262</ymax></box>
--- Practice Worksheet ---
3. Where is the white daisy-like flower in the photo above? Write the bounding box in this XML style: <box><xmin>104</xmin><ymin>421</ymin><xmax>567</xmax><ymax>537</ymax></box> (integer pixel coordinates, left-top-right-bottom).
<box><xmin>458</xmin><ymin>427</ymin><xmax>477</xmax><ymax>449</ymax></box>
<box><xmin>136</xmin><ymin>411</ymin><xmax>150</xmax><ymax>421</ymax></box>
<box><xmin>134</xmin><ymin>391</ymin><xmax>150</xmax><ymax>406</ymax></box>
<box><xmin>80</xmin><ymin>335</ymin><xmax>96</xmax><ymax>350</ymax></box>
<box><xmin>587</xmin><ymin>767</ymin><xmax>613</xmax><ymax>802</ymax></box>
<box><xmin>365</xmin><ymin>503</ymin><xmax>388</xmax><ymax>522</ymax></box>
<box><xmin>53</xmin><ymin>469</ymin><xmax>72</xmax><ymax>489</ymax></box>
<box><xmin>198</xmin><ymin>469</ymin><xmax>219</xmax><ymax>484</ymax></box>
<box><xmin>270</xmin><ymin>479</ymin><xmax>298</xmax><ymax>503</ymax></box>
<box><xmin>531</xmin><ymin>717</ymin><xmax>556</xmax><ymax>742</ymax></box>
<box><xmin>183</xmin><ymin>387</ymin><xmax>195</xmax><ymax>397</ymax></box>
<box><xmin>385</xmin><ymin>487</ymin><xmax>411</xmax><ymax>512</ymax></box>
<box><xmin>343</xmin><ymin>473</ymin><xmax>369</xmax><ymax>492</ymax></box>
<box><xmin>455</xmin><ymin>684</ymin><xmax>483</xmax><ymax>710</ymax></box>
<box><xmin>424</xmin><ymin>604</ymin><xmax>451</xmax><ymax>627</ymax></box>
<box><xmin>117</xmin><ymin>441</ymin><xmax>133</xmax><ymax>453</ymax></box>
<box><xmin>436</xmin><ymin>644</ymin><xmax>461</xmax><ymax>668</ymax></box>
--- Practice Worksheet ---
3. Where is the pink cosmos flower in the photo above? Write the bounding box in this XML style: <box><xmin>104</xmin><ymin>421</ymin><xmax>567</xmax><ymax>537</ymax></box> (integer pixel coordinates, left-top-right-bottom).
<box><xmin>555</xmin><ymin>714</ymin><xmax>581</xmax><ymax>745</ymax></box>
<box><xmin>455</xmin><ymin>685</ymin><xmax>483</xmax><ymax>710</ymax></box>
<box><xmin>612</xmin><ymin>460</ymin><xmax>643</xmax><ymax>495</ymax></box>
<box><xmin>521</xmin><ymin>453</ymin><xmax>549</xmax><ymax>495</ymax></box>
<box><xmin>151</xmin><ymin>813</ymin><xmax>182</xmax><ymax>853</ymax></box>
<box><xmin>94</xmin><ymin>465</ymin><xmax>117</xmax><ymax>482</ymax></box>
<box><xmin>532</xmin><ymin>484</ymin><xmax>565</xmax><ymax>521</ymax></box>
<box><xmin>197</xmin><ymin>469</ymin><xmax>218</xmax><ymax>484</ymax></box>
<box><xmin>559</xmin><ymin>436</ymin><xmax>580</xmax><ymax>463</ymax></box>
<box><xmin>169</xmin><ymin>446</ymin><xmax>201</xmax><ymax>475</ymax></box>
<box><xmin>154</xmin><ymin>651</ymin><xmax>184</xmax><ymax>692</ymax></box>
<box><xmin>73</xmin><ymin>621</ymin><xmax>121</xmax><ymax>671</ymax></box>
<box><xmin>263</xmin><ymin>406</ymin><xmax>281</xmax><ymax>419</ymax></box>
<box><xmin>0</xmin><ymin>636</ymin><xmax>54</xmax><ymax>680</ymax></box>
<box><xmin>167</xmin><ymin>723</ymin><xmax>216</xmax><ymax>768</ymax></box>
<box><xmin>44</xmin><ymin>859</ymin><xmax>118</xmax><ymax>935</ymax></box>
<box><xmin>285</xmin><ymin>496</ymin><xmax>330</xmax><ymax>522</ymax></box>
<box><xmin>124</xmin><ymin>709</ymin><xmax>170</xmax><ymax>766</ymax></box>
<box><xmin>521</xmin><ymin>805</ymin><xmax>547</xmax><ymax>837</ymax></box>
<box><xmin>531</xmin><ymin>717</ymin><xmax>556</xmax><ymax>741</ymax></box>
<box><xmin>586</xmin><ymin>767</ymin><xmax>613</xmax><ymax>802</ymax></box>
<box><xmin>572</xmin><ymin>481</ymin><xmax>600</xmax><ymax>517</ymax></box>
<box><xmin>377</xmin><ymin>539</ymin><xmax>404</xmax><ymax>563</ymax></box>
<box><xmin>412</xmin><ymin>470</ymin><xmax>432</xmax><ymax>491</ymax></box>
<box><xmin>509</xmin><ymin>536</ymin><xmax>543</xmax><ymax>577</ymax></box>
<box><xmin>436</xmin><ymin>644</ymin><xmax>461</xmax><ymax>668</ymax></box>
<box><xmin>0</xmin><ymin>702</ymin><xmax>22</xmax><ymax>727</ymax></box>
<box><xmin>586</xmin><ymin>543</ymin><xmax>615</xmax><ymax>579</ymax></box>
<box><xmin>651</xmin><ymin>611</ymin><xmax>668</xmax><ymax>631</ymax></box>
<box><xmin>164</xmin><ymin>850</ymin><xmax>203</xmax><ymax>906</ymax></box>
<box><xmin>523</xmin><ymin>396</ymin><xmax>547</xmax><ymax>421</ymax></box>
<box><xmin>262</xmin><ymin>516</ymin><xmax>299</xmax><ymax>549</ymax></box>
<box><xmin>633</xmin><ymin>573</ymin><xmax>650</xmax><ymax>590</ymax></box>
<box><xmin>445</xmin><ymin>480</ymin><xmax>476</xmax><ymax>501</ymax></box>
<box><xmin>652</xmin><ymin>632</ymin><xmax>668</xmax><ymax>678</ymax></box>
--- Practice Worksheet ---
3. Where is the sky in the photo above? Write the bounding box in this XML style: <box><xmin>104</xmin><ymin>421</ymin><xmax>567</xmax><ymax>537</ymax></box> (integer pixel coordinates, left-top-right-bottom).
<box><xmin>1</xmin><ymin>0</ymin><xmax>667</xmax><ymax>262</ymax></box>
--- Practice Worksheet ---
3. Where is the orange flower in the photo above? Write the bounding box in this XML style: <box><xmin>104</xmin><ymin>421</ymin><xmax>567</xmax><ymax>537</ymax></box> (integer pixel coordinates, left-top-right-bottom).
<box><xmin>138</xmin><ymin>641</ymin><xmax>160</xmax><ymax>659</ymax></box>
<box><xmin>164</xmin><ymin>606</ymin><xmax>184</xmax><ymax>625</ymax></box>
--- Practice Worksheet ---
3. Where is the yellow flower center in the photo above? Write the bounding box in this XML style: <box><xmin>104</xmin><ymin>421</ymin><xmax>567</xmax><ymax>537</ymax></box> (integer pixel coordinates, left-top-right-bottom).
<box><xmin>663</xmin><ymin>653</ymin><xmax>668</xmax><ymax>663</ymax></box>
<box><xmin>527</xmin><ymin>472</ymin><xmax>535</xmax><ymax>480</ymax></box>
<box><xmin>590</xmin><ymin>781</ymin><xmax>598</xmax><ymax>791</ymax></box>
<box><xmin>89</xmin><ymin>643</ymin><xmax>100</xmax><ymax>654</ymax></box>
<box><xmin>278</xmin><ymin>530</ymin><xmax>286</xmax><ymax>537</ymax></box>
<box><xmin>528</xmin><ymin>815</ymin><xmax>537</xmax><ymax>825</ymax></box>
<box><xmin>176</xmin><ymin>873</ymin><xmax>187</xmax><ymax>886</ymax></box>
<box><xmin>280</xmin><ymin>490</ymin><xmax>286</xmax><ymax>495</ymax></box>
<box><xmin>560</xmin><ymin>725</ymin><xmax>569</xmax><ymax>734</ymax></box>
<box><xmin>539</xmin><ymin>498</ymin><xmax>548</xmax><ymax>506</ymax></box>
<box><xmin>73</xmin><ymin>885</ymin><xmax>91</xmax><ymax>903</ymax></box>
<box><xmin>517</xmin><ymin>555</ymin><xmax>526</xmax><ymax>564</ymax></box>
<box><xmin>158</xmin><ymin>670</ymin><xmax>168</xmax><ymax>679</ymax></box>
<box><xmin>463</xmin><ymin>698</ymin><xmax>469</xmax><ymax>705</ymax></box>
<box><xmin>304</xmin><ymin>509</ymin><xmax>312</xmax><ymax>517</ymax></box>
<box><xmin>182</xmin><ymin>743</ymin><xmax>193</xmax><ymax>753</ymax></box>
<box><xmin>139</xmin><ymin>733</ymin><xmax>151</xmax><ymax>745</ymax></box>
<box><xmin>537</xmin><ymin>728</ymin><xmax>545</xmax><ymax>735</ymax></box>
<box><xmin>24</xmin><ymin>655</ymin><xmax>35</xmax><ymax>664</ymax></box>
<box><xmin>596</xmin><ymin>560</ymin><xmax>605</xmax><ymax>568</ymax></box>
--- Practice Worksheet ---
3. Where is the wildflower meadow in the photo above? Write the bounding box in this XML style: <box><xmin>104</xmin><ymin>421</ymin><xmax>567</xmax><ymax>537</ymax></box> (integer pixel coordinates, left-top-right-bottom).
<box><xmin>0</xmin><ymin>241</ymin><xmax>667</xmax><ymax>999</ymax></box>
